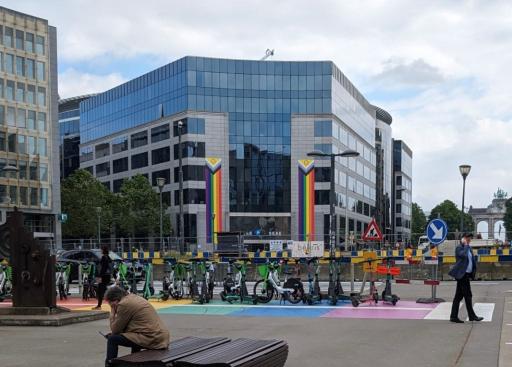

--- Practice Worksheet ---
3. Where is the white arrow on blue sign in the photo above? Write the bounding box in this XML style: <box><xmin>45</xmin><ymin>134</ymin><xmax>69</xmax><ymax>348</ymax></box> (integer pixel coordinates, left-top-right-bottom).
<box><xmin>426</xmin><ymin>219</ymin><xmax>448</xmax><ymax>246</ymax></box>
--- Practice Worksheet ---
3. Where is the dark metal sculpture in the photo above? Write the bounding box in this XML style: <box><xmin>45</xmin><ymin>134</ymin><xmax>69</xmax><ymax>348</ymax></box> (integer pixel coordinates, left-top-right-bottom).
<box><xmin>0</xmin><ymin>208</ymin><xmax>56</xmax><ymax>308</ymax></box>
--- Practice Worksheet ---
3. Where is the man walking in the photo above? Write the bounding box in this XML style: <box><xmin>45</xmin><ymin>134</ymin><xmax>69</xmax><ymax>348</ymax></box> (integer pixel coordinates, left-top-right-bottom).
<box><xmin>449</xmin><ymin>233</ymin><xmax>483</xmax><ymax>323</ymax></box>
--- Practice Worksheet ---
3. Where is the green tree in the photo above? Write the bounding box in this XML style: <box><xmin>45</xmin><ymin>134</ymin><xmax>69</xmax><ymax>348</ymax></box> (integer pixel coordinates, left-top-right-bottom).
<box><xmin>504</xmin><ymin>199</ymin><xmax>512</xmax><ymax>240</ymax></box>
<box><xmin>117</xmin><ymin>175</ymin><xmax>170</xmax><ymax>238</ymax></box>
<box><xmin>411</xmin><ymin>202</ymin><xmax>427</xmax><ymax>244</ymax></box>
<box><xmin>61</xmin><ymin>169</ymin><xmax>114</xmax><ymax>238</ymax></box>
<box><xmin>429</xmin><ymin>199</ymin><xmax>474</xmax><ymax>239</ymax></box>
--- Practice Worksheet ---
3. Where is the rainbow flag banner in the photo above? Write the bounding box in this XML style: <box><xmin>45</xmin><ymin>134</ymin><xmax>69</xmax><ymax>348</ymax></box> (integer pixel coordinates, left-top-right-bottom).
<box><xmin>205</xmin><ymin>158</ymin><xmax>223</xmax><ymax>244</ymax></box>
<box><xmin>298</xmin><ymin>159</ymin><xmax>315</xmax><ymax>241</ymax></box>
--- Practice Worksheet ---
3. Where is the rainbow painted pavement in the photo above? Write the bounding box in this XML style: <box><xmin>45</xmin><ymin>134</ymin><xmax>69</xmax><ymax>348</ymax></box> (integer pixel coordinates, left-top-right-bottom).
<box><xmin>2</xmin><ymin>298</ymin><xmax>492</xmax><ymax>321</ymax></box>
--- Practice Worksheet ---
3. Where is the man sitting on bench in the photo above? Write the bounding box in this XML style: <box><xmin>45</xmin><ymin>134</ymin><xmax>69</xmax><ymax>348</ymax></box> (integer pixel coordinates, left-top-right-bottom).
<box><xmin>104</xmin><ymin>286</ymin><xmax>170</xmax><ymax>367</ymax></box>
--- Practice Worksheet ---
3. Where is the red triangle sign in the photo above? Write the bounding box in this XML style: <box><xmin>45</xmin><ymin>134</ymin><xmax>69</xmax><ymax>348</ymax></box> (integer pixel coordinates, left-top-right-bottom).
<box><xmin>362</xmin><ymin>218</ymin><xmax>383</xmax><ymax>241</ymax></box>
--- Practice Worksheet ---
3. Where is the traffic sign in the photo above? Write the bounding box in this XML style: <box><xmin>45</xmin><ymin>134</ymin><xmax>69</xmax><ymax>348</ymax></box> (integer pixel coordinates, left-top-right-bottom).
<box><xmin>426</xmin><ymin>219</ymin><xmax>448</xmax><ymax>246</ymax></box>
<box><xmin>362</xmin><ymin>218</ymin><xmax>383</xmax><ymax>241</ymax></box>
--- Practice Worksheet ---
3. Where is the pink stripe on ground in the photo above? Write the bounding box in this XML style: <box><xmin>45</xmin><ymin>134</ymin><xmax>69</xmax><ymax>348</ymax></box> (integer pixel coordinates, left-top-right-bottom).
<box><xmin>323</xmin><ymin>308</ymin><xmax>432</xmax><ymax>320</ymax></box>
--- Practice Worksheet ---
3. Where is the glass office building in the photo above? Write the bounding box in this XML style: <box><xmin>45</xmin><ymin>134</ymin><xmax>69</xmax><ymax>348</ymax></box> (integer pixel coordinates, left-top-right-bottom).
<box><xmin>80</xmin><ymin>56</ymin><xmax>394</xmax><ymax>248</ymax></box>
<box><xmin>392</xmin><ymin>140</ymin><xmax>413</xmax><ymax>242</ymax></box>
<box><xmin>0</xmin><ymin>7</ymin><xmax>60</xmax><ymax>243</ymax></box>
<box><xmin>59</xmin><ymin>94</ymin><xmax>95</xmax><ymax>179</ymax></box>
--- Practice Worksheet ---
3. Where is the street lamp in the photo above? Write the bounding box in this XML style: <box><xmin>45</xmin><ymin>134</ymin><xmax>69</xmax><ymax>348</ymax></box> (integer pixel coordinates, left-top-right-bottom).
<box><xmin>459</xmin><ymin>164</ymin><xmax>471</xmax><ymax>235</ymax></box>
<box><xmin>307</xmin><ymin>149</ymin><xmax>360</xmax><ymax>256</ymax></box>
<box><xmin>177</xmin><ymin>120</ymin><xmax>185</xmax><ymax>254</ymax></box>
<box><xmin>95</xmin><ymin>206</ymin><xmax>102</xmax><ymax>247</ymax></box>
<box><xmin>157</xmin><ymin>177</ymin><xmax>166</xmax><ymax>251</ymax></box>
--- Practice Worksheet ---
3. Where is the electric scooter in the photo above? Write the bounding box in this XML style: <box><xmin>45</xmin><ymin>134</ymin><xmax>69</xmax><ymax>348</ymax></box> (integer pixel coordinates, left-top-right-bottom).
<box><xmin>189</xmin><ymin>258</ymin><xmax>210</xmax><ymax>304</ymax></box>
<box><xmin>0</xmin><ymin>262</ymin><xmax>12</xmax><ymax>302</ymax></box>
<box><xmin>56</xmin><ymin>262</ymin><xmax>71</xmax><ymax>300</ymax></box>
<box><xmin>80</xmin><ymin>262</ymin><xmax>97</xmax><ymax>301</ymax></box>
<box><xmin>327</xmin><ymin>256</ymin><xmax>351</xmax><ymax>306</ymax></box>
<box><xmin>303</xmin><ymin>257</ymin><xmax>322</xmax><ymax>305</ymax></box>
<box><xmin>377</xmin><ymin>257</ymin><xmax>400</xmax><ymax>305</ymax></box>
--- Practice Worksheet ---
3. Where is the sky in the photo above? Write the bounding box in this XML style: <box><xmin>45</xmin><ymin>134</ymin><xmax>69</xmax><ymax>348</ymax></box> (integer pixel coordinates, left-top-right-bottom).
<box><xmin>6</xmin><ymin>0</ymin><xmax>512</xmax><ymax>214</ymax></box>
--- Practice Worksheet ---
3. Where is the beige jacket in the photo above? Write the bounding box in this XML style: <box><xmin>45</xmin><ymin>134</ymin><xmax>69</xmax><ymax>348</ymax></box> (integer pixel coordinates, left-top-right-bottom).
<box><xmin>110</xmin><ymin>293</ymin><xmax>169</xmax><ymax>349</ymax></box>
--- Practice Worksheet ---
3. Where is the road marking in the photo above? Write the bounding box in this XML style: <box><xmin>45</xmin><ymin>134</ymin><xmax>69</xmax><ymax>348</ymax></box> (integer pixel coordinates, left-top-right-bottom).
<box><xmin>506</xmin><ymin>342</ymin><xmax>512</xmax><ymax>345</ymax></box>
<box><xmin>169</xmin><ymin>303</ymin><xmax>434</xmax><ymax>311</ymax></box>
<box><xmin>424</xmin><ymin>302</ymin><xmax>460</xmax><ymax>320</ymax></box>
<box><xmin>466</xmin><ymin>303</ymin><xmax>494</xmax><ymax>322</ymax></box>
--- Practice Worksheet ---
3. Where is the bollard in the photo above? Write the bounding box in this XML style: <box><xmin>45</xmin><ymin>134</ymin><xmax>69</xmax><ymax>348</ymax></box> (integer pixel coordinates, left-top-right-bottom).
<box><xmin>350</xmin><ymin>262</ymin><xmax>355</xmax><ymax>293</ymax></box>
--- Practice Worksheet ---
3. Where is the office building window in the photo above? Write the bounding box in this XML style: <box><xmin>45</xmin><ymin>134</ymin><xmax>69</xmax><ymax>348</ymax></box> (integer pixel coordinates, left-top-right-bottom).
<box><xmin>7</xmin><ymin>134</ymin><xmax>15</xmax><ymax>153</ymax></box>
<box><xmin>112</xmin><ymin>136</ymin><xmax>128</xmax><ymax>153</ymax></box>
<box><xmin>96</xmin><ymin>162</ymin><xmax>110</xmax><ymax>177</ymax></box>
<box><xmin>15</xmin><ymin>30</ymin><xmax>24</xmax><ymax>50</ymax></box>
<box><xmin>19</xmin><ymin>160</ymin><xmax>27</xmax><ymax>179</ymax></box>
<box><xmin>314</xmin><ymin>120</ymin><xmax>332</xmax><ymax>137</ymax></box>
<box><xmin>19</xmin><ymin>187</ymin><xmax>28</xmax><ymax>205</ymax></box>
<box><xmin>37</xmin><ymin>86</ymin><xmax>46</xmax><ymax>106</ymax></box>
<box><xmin>39</xmin><ymin>163</ymin><xmax>48</xmax><ymax>181</ymax></box>
<box><xmin>83</xmin><ymin>166</ymin><xmax>93</xmax><ymax>175</ymax></box>
<box><xmin>174</xmin><ymin>188</ymin><xmax>205</xmax><ymax>205</ymax></box>
<box><xmin>113</xmin><ymin>178</ymin><xmax>125</xmax><ymax>193</ymax></box>
<box><xmin>314</xmin><ymin>190</ymin><xmax>330</xmax><ymax>205</ymax></box>
<box><xmin>0</xmin><ymin>131</ymin><xmax>5</xmax><ymax>151</ymax></box>
<box><xmin>313</xmin><ymin>144</ymin><xmax>332</xmax><ymax>155</ymax></box>
<box><xmin>16</xmin><ymin>82</ymin><xmax>24</xmax><ymax>102</ymax></box>
<box><xmin>27</xmin><ymin>136</ymin><xmax>36</xmax><ymax>155</ymax></box>
<box><xmin>27</xmin><ymin>110</ymin><xmax>36</xmax><ymax>130</ymax></box>
<box><xmin>131</xmin><ymin>130</ymin><xmax>147</xmax><ymax>148</ymax></box>
<box><xmin>17</xmin><ymin>135</ymin><xmax>26</xmax><ymax>154</ymax></box>
<box><xmin>113</xmin><ymin>157</ymin><xmax>128</xmax><ymax>173</ymax></box>
<box><xmin>38</xmin><ymin>138</ymin><xmax>47</xmax><ymax>156</ymax></box>
<box><xmin>25</xmin><ymin>33</ymin><xmax>34</xmax><ymax>53</ymax></box>
<box><xmin>151</xmin><ymin>124</ymin><xmax>170</xmax><ymax>143</ymax></box>
<box><xmin>173</xmin><ymin>118</ymin><xmax>205</xmax><ymax>136</ymax></box>
<box><xmin>80</xmin><ymin>146</ymin><xmax>93</xmax><ymax>162</ymax></box>
<box><xmin>30</xmin><ymin>187</ymin><xmax>38</xmax><ymax>206</ymax></box>
<box><xmin>25</xmin><ymin>58</ymin><xmax>34</xmax><ymax>79</ymax></box>
<box><xmin>174</xmin><ymin>165</ymin><xmax>205</xmax><ymax>182</ymax></box>
<box><xmin>27</xmin><ymin>85</ymin><xmax>35</xmax><ymax>104</ymax></box>
<box><xmin>35</xmin><ymin>35</ymin><xmax>45</xmax><ymax>55</ymax></box>
<box><xmin>29</xmin><ymin>161</ymin><xmax>38</xmax><ymax>180</ymax></box>
<box><xmin>95</xmin><ymin>142</ymin><xmax>110</xmax><ymax>158</ymax></box>
<box><xmin>16</xmin><ymin>56</ymin><xmax>24</xmax><ymax>76</ymax></box>
<box><xmin>152</xmin><ymin>169</ymin><xmax>170</xmax><ymax>186</ymax></box>
<box><xmin>0</xmin><ymin>106</ymin><xmax>3</xmax><ymax>126</ymax></box>
<box><xmin>4</xmin><ymin>27</ymin><xmax>13</xmax><ymax>48</ymax></box>
<box><xmin>173</xmin><ymin>141</ymin><xmax>205</xmax><ymax>159</ymax></box>
<box><xmin>314</xmin><ymin>167</ymin><xmax>330</xmax><ymax>182</ymax></box>
<box><xmin>36</xmin><ymin>61</ymin><xmax>45</xmax><ymax>81</ymax></box>
<box><xmin>396</xmin><ymin>203</ymin><xmax>401</xmax><ymax>214</ymax></box>
<box><xmin>17</xmin><ymin>108</ymin><xmax>26</xmax><ymax>128</ymax></box>
<box><xmin>5</xmin><ymin>80</ymin><xmax>14</xmax><ymax>100</ymax></box>
<box><xmin>151</xmin><ymin>146</ymin><xmax>170</xmax><ymax>165</ymax></box>
<box><xmin>5</xmin><ymin>54</ymin><xmax>14</xmax><ymax>74</ymax></box>
<box><xmin>131</xmin><ymin>152</ymin><xmax>148</xmax><ymax>169</ymax></box>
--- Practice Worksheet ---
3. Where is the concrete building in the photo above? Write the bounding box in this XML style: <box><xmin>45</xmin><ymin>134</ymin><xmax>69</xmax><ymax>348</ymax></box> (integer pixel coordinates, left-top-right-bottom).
<box><xmin>79</xmin><ymin>56</ymin><xmax>403</xmax><ymax>250</ymax></box>
<box><xmin>392</xmin><ymin>139</ymin><xmax>413</xmax><ymax>242</ymax></box>
<box><xmin>59</xmin><ymin>94</ymin><xmax>95</xmax><ymax>180</ymax></box>
<box><xmin>0</xmin><ymin>7</ymin><xmax>60</xmax><ymax>243</ymax></box>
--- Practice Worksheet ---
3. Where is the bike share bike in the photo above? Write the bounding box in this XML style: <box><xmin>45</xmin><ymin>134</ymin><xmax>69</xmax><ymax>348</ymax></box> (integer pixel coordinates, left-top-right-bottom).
<box><xmin>303</xmin><ymin>257</ymin><xmax>322</xmax><ymax>305</ymax></box>
<box><xmin>220</xmin><ymin>258</ymin><xmax>258</xmax><ymax>304</ymax></box>
<box><xmin>80</xmin><ymin>262</ymin><xmax>97</xmax><ymax>301</ymax></box>
<box><xmin>113</xmin><ymin>261</ymin><xmax>130</xmax><ymax>290</ymax></box>
<box><xmin>253</xmin><ymin>259</ymin><xmax>304</xmax><ymax>304</ymax></box>
<box><xmin>55</xmin><ymin>262</ymin><xmax>71</xmax><ymax>300</ymax></box>
<box><xmin>0</xmin><ymin>261</ymin><xmax>12</xmax><ymax>302</ymax></box>
<box><xmin>189</xmin><ymin>258</ymin><xmax>212</xmax><ymax>304</ymax></box>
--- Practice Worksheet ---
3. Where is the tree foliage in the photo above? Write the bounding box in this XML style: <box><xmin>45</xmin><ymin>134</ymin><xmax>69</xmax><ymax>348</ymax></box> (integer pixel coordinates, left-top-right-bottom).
<box><xmin>429</xmin><ymin>199</ymin><xmax>474</xmax><ymax>239</ymax></box>
<box><xmin>61</xmin><ymin>170</ymin><xmax>114</xmax><ymax>238</ymax></box>
<box><xmin>411</xmin><ymin>202</ymin><xmax>427</xmax><ymax>244</ymax></box>
<box><xmin>504</xmin><ymin>199</ymin><xmax>512</xmax><ymax>239</ymax></box>
<box><xmin>117</xmin><ymin>175</ymin><xmax>170</xmax><ymax>237</ymax></box>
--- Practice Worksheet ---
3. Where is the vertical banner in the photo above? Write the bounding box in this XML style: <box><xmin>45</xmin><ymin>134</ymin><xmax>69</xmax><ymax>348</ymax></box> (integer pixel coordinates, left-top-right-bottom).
<box><xmin>205</xmin><ymin>158</ymin><xmax>223</xmax><ymax>244</ymax></box>
<box><xmin>298</xmin><ymin>159</ymin><xmax>315</xmax><ymax>241</ymax></box>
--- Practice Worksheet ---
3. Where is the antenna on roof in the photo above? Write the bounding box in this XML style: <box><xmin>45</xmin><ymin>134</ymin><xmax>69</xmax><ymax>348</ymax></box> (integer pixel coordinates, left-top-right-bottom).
<box><xmin>260</xmin><ymin>49</ymin><xmax>274</xmax><ymax>61</ymax></box>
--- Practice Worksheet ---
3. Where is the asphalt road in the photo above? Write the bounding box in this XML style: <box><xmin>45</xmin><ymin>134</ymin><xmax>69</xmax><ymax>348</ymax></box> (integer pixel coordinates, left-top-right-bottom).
<box><xmin>0</xmin><ymin>280</ymin><xmax>510</xmax><ymax>367</ymax></box>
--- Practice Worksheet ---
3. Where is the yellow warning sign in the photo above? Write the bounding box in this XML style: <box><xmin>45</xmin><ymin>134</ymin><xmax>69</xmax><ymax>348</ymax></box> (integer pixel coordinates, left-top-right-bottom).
<box><xmin>362</xmin><ymin>251</ymin><xmax>378</xmax><ymax>273</ymax></box>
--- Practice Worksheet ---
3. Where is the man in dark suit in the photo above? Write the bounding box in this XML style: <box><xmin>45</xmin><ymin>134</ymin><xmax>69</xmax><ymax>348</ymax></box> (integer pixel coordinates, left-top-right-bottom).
<box><xmin>449</xmin><ymin>233</ymin><xmax>483</xmax><ymax>323</ymax></box>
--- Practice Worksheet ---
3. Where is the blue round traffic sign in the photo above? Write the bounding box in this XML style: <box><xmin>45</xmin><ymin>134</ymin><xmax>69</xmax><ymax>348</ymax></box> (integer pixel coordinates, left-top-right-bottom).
<box><xmin>426</xmin><ymin>219</ymin><xmax>448</xmax><ymax>246</ymax></box>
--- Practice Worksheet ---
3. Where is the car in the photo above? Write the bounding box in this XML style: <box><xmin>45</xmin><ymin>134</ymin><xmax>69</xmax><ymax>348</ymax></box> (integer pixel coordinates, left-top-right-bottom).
<box><xmin>57</xmin><ymin>249</ymin><xmax>129</xmax><ymax>283</ymax></box>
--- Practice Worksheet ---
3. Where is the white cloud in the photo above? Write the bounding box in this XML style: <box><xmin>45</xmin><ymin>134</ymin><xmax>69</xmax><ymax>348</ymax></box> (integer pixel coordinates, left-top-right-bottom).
<box><xmin>58</xmin><ymin>68</ymin><xmax>126</xmax><ymax>99</ymax></box>
<box><xmin>7</xmin><ymin>0</ymin><xmax>512</xmax><ymax>210</ymax></box>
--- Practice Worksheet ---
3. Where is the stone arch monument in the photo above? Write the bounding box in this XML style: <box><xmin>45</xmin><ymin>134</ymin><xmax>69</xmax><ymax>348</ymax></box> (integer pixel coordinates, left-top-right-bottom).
<box><xmin>468</xmin><ymin>188</ymin><xmax>508</xmax><ymax>240</ymax></box>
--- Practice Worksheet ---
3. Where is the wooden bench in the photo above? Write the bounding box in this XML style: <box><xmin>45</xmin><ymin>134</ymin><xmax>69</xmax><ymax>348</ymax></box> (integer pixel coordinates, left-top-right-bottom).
<box><xmin>111</xmin><ymin>336</ymin><xmax>288</xmax><ymax>367</ymax></box>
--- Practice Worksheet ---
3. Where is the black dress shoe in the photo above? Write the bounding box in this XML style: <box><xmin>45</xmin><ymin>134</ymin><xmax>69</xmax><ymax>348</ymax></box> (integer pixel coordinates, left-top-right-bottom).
<box><xmin>450</xmin><ymin>318</ymin><xmax>464</xmax><ymax>323</ymax></box>
<box><xmin>469</xmin><ymin>316</ymin><xmax>484</xmax><ymax>321</ymax></box>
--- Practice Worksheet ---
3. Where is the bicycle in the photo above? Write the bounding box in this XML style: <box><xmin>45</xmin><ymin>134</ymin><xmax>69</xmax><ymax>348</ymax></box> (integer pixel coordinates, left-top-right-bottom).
<box><xmin>0</xmin><ymin>262</ymin><xmax>12</xmax><ymax>302</ymax></box>
<box><xmin>80</xmin><ymin>262</ymin><xmax>97</xmax><ymax>301</ymax></box>
<box><xmin>56</xmin><ymin>262</ymin><xmax>71</xmax><ymax>300</ymax></box>
<box><xmin>253</xmin><ymin>259</ymin><xmax>304</xmax><ymax>304</ymax></box>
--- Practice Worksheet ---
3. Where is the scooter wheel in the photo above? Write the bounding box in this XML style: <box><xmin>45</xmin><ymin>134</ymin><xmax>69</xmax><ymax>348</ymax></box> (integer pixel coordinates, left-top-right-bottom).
<box><xmin>161</xmin><ymin>292</ymin><xmax>169</xmax><ymax>302</ymax></box>
<box><xmin>351</xmin><ymin>297</ymin><xmax>359</xmax><ymax>307</ymax></box>
<box><xmin>220</xmin><ymin>291</ymin><xmax>226</xmax><ymax>301</ymax></box>
<box><xmin>392</xmin><ymin>295</ymin><xmax>398</xmax><ymax>306</ymax></box>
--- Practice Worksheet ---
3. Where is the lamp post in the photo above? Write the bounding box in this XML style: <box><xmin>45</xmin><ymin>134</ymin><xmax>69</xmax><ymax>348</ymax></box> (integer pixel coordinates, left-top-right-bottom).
<box><xmin>307</xmin><ymin>149</ymin><xmax>360</xmax><ymax>256</ymax></box>
<box><xmin>177</xmin><ymin>120</ymin><xmax>184</xmax><ymax>254</ymax></box>
<box><xmin>459</xmin><ymin>164</ymin><xmax>471</xmax><ymax>235</ymax></box>
<box><xmin>157</xmin><ymin>177</ymin><xmax>165</xmax><ymax>251</ymax></box>
<box><xmin>2</xmin><ymin>165</ymin><xmax>19</xmax><ymax>206</ymax></box>
<box><xmin>95</xmin><ymin>206</ymin><xmax>102</xmax><ymax>247</ymax></box>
